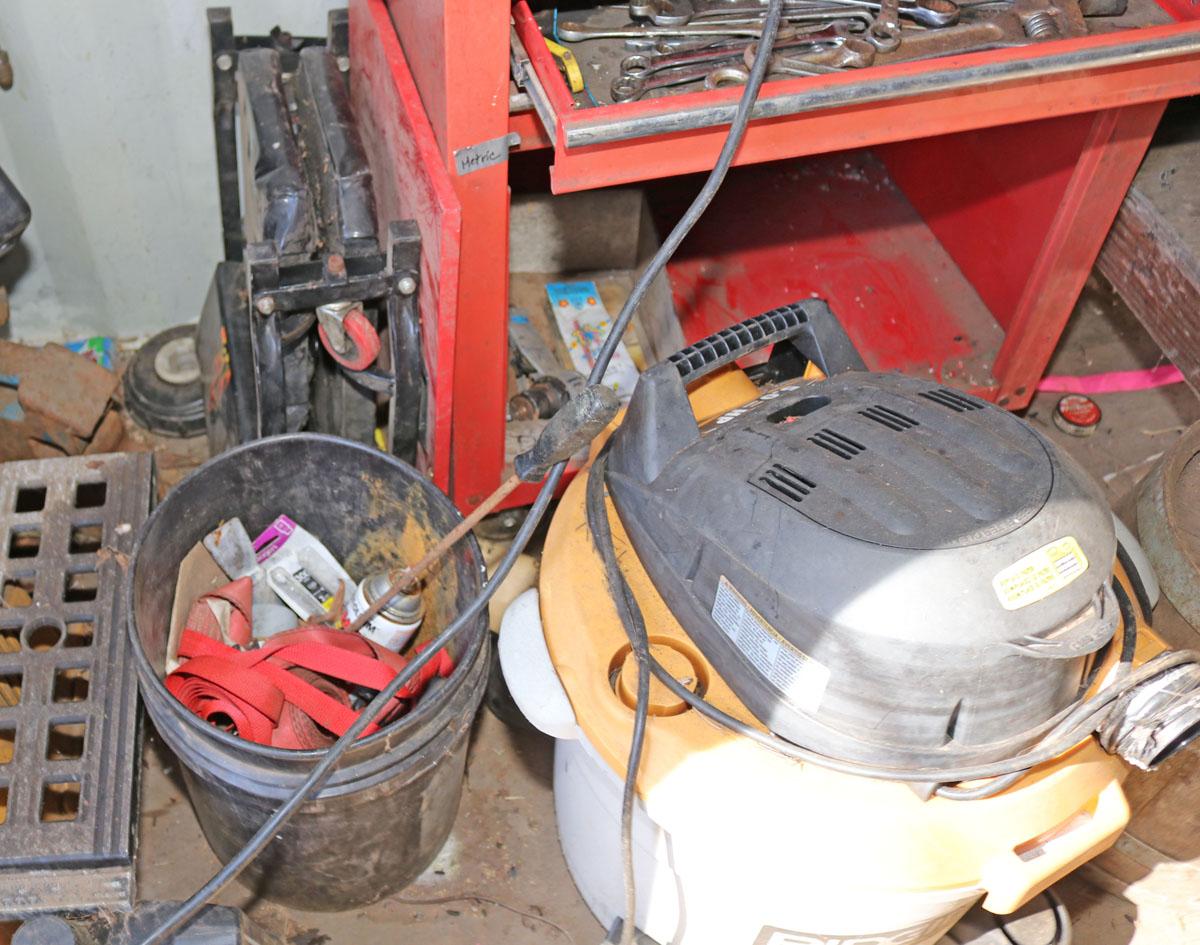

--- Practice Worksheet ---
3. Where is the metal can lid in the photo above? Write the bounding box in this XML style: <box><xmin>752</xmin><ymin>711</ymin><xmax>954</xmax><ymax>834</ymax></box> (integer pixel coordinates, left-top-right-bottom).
<box><xmin>363</xmin><ymin>571</ymin><xmax>425</xmax><ymax>622</ymax></box>
<box><xmin>1053</xmin><ymin>394</ymin><xmax>1102</xmax><ymax>436</ymax></box>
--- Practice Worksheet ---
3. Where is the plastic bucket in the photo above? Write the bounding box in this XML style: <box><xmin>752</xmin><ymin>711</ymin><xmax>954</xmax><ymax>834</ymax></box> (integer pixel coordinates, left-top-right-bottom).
<box><xmin>126</xmin><ymin>434</ymin><xmax>489</xmax><ymax>910</ymax></box>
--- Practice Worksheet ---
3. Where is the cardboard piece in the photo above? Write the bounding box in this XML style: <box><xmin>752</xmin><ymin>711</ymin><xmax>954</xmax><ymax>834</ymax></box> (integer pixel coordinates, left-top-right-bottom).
<box><xmin>165</xmin><ymin>541</ymin><xmax>230</xmax><ymax>674</ymax></box>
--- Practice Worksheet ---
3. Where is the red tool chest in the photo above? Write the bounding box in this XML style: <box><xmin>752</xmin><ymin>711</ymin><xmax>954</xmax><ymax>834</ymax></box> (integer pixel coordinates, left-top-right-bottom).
<box><xmin>351</xmin><ymin>0</ymin><xmax>1200</xmax><ymax>511</ymax></box>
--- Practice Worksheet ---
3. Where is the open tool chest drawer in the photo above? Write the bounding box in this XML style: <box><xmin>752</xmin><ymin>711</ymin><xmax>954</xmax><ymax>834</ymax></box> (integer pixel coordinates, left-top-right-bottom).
<box><xmin>508</xmin><ymin>0</ymin><xmax>1200</xmax><ymax>412</ymax></box>
<box><xmin>512</xmin><ymin>0</ymin><xmax>1200</xmax><ymax>192</ymax></box>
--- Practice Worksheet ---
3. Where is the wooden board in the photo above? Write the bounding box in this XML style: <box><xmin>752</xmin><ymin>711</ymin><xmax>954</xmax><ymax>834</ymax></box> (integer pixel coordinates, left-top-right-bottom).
<box><xmin>1098</xmin><ymin>99</ymin><xmax>1200</xmax><ymax>398</ymax></box>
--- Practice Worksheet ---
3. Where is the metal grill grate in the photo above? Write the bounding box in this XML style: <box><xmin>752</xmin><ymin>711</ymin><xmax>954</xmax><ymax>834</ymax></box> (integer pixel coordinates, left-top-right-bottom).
<box><xmin>0</xmin><ymin>452</ymin><xmax>152</xmax><ymax>916</ymax></box>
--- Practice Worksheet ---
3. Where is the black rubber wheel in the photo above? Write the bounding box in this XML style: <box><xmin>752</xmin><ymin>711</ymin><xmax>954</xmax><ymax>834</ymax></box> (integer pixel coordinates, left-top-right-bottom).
<box><xmin>484</xmin><ymin>639</ymin><xmax>540</xmax><ymax>734</ymax></box>
<box><xmin>123</xmin><ymin>324</ymin><xmax>207</xmax><ymax>438</ymax></box>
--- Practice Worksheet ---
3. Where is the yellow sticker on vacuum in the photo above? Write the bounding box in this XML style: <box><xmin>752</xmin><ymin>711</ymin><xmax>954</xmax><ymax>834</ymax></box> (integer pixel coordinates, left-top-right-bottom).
<box><xmin>992</xmin><ymin>537</ymin><xmax>1089</xmax><ymax>611</ymax></box>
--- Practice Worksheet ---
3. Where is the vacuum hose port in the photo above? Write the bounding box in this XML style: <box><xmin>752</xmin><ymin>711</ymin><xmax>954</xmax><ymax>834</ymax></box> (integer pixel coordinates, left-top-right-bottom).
<box><xmin>1099</xmin><ymin>659</ymin><xmax>1200</xmax><ymax>770</ymax></box>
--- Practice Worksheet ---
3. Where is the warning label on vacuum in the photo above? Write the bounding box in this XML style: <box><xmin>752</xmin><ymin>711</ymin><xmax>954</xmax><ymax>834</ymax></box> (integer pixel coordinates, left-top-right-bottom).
<box><xmin>712</xmin><ymin>576</ymin><xmax>830</xmax><ymax>712</ymax></box>
<box><xmin>992</xmin><ymin>536</ymin><xmax>1089</xmax><ymax>611</ymax></box>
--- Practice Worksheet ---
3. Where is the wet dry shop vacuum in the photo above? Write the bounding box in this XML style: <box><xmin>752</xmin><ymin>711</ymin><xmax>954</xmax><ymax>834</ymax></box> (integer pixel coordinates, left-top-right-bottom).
<box><xmin>500</xmin><ymin>303</ymin><xmax>1200</xmax><ymax>945</ymax></box>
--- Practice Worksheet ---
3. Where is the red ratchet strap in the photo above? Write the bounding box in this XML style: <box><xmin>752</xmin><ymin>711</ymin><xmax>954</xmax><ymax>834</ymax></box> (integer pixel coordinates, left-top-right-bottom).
<box><xmin>186</xmin><ymin>576</ymin><xmax>254</xmax><ymax>647</ymax></box>
<box><xmin>166</xmin><ymin>626</ymin><xmax>455</xmax><ymax>749</ymax></box>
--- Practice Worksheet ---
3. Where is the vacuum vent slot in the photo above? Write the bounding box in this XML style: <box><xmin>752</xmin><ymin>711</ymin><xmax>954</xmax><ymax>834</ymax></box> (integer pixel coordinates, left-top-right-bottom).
<box><xmin>808</xmin><ymin>429</ymin><xmax>866</xmax><ymax>460</ymax></box>
<box><xmin>758</xmin><ymin>464</ymin><xmax>816</xmax><ymax>504</ymax></box>
<box><xmin>860</xmin><ymin>405</ymin><xmax>919</xmax><ymax>431</ymax></box>
<box><xmin>919</xmin><ymin>388</ymin><xmax>983</xmax><ymax>412</ymax></box>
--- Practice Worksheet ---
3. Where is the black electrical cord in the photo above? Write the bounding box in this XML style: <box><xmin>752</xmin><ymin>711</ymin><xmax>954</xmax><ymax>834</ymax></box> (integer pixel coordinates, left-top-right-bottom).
<box><xmin>141</xmin><ymin>3</ymin><xmax>788</xmax><ymax>940</ymax></box>
<box><xmin>584</xmin><ymin>1</ymin><xmax>786</xmax><ymax>386</ymax></box>
<box><xmin>938</xmin><ymin>577</ymin><xmax>1141</xmax><ymax>802</ymax></box>
<box><xmin>1115</xmin><ymin>540</ymin><xmax>1154</xmax><ymax>628</ymax></box>
<box><xmin>585</xmin><ymin>3</ymin><xmax>786</xmax><ymax>940</ymax></box>
<box><xmin>993</xmin><ymin>888</ymin><xmax>1073</xmax><ymax>945</ymax></box>
<box><xmin>1113</xmin><ymin>577</ymin><xmax>1140</xmax><ymax>668</ymax></box>
<box><xmin>943</xmin><ymin>889</ymin><xmax>1072</xmax><ymax>945</ymax></box>
<box><xmin>588</xmin><ymin>463</ymin><xmax>651</xmax><ymax>945</ymax></box>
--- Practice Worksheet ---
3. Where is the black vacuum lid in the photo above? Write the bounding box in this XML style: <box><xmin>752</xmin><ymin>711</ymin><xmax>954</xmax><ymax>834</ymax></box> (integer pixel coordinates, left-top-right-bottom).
<box><xmin>605</xmin><ymin>303</ymin><xmax>1117</xmax><ymax>771</ymax></box>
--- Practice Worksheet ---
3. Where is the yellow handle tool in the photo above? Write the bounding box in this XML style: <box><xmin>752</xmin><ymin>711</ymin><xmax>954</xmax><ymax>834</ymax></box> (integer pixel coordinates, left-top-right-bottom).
<box><xmin>545</xmin><ymin>37</ymin><xmax>585</xmax><ymax>93</ymax></box>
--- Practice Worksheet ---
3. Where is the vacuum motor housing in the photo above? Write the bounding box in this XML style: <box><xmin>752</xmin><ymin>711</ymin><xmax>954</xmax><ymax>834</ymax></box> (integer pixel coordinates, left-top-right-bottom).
<box><xmin>607</xmin><ymin>366</ymin><xmax>1119</xmax><ymax>770</ymax></box>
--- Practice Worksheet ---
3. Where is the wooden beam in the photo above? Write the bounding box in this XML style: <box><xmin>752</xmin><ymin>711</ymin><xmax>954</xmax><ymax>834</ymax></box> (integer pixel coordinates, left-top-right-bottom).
<box><xmin>1097</xmin><ymin>102</ymin><xmax>1200</xmax><ymax>398</ymax></box>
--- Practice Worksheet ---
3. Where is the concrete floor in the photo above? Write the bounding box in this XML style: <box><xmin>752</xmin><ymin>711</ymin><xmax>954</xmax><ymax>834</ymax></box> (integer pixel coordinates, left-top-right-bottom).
<box><xmin>129</xmin><ymin>272</ymin><xmax>1200</xmax><ymax>945</ymax></box>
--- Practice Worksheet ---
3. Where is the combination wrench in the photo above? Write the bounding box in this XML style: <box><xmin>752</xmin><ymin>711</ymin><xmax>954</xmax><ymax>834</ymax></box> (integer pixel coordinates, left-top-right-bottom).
<box><xmin>632</xmin><ymin>0</ymin><xmax>958</xmax><ymax>27</ymax></box>
<box><xmin>558</xmin><ymin>13</ymin><xmax>868</xmax><ymax>41</ymax></box>
<box><xmin>619</xmin><ymin>23</ymin><xmax>863</xmax><ymax>77</ymax></box>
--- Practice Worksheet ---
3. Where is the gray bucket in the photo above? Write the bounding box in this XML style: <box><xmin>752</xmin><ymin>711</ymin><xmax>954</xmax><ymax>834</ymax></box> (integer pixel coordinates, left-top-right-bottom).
<box><xmin>126</xmin><ymin>434</ymin><xmax>489</xmax><ymax>910</ymax></box>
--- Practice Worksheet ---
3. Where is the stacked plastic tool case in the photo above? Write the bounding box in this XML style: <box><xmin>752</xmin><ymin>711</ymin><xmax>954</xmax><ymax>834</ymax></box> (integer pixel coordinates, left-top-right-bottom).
<box><xmin>196</xmin><ymin>10</ymin><xmax>426</xmax><ymax>468</ymax></box>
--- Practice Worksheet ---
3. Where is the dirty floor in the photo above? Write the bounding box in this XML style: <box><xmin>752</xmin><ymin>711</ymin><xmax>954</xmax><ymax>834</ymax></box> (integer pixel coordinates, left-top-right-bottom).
<box><xmin>129</xmin><ymin>272</ymin><xmax>1200</xmax><ymax>945</ymax></box>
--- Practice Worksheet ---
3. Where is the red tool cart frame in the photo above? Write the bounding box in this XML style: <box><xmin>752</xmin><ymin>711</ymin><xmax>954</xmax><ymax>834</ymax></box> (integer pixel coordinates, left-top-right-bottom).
<box><xmin>351</xmin><ymin>0</ymin><xmax>1200</xmax><ymax>513</ymax></box>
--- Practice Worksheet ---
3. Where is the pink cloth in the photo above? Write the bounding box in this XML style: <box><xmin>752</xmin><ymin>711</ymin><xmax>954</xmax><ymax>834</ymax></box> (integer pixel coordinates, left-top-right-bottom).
<box><xmin>1038</xmin><ymin>365</ymin><xmax>1184</xmax><ymax>395</ymax></box>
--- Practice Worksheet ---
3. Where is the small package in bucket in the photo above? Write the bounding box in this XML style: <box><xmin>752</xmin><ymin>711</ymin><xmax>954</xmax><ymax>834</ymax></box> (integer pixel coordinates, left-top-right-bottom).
<box><xmin>127</xmin><ymin>435</ymin><xmax>490</xmax><ymax>910</ymax></box>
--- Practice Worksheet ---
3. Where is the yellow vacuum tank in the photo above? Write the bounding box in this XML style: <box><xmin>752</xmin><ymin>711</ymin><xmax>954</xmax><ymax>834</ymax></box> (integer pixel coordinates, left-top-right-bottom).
<box><xmin>501</xmin><ymin>307</ymin><xmax>1200</xmax><ymax>945</ymax></box>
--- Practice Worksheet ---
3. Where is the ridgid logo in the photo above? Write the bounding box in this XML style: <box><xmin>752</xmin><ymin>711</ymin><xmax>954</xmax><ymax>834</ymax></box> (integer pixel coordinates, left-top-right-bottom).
<box><xmin>752</xmin><ymin>914</ymin><xmax>953</xmax><ymax>945</ymax></box>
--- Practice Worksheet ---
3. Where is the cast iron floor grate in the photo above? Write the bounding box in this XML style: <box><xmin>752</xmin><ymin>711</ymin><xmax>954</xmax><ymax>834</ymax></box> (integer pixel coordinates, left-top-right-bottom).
<box><xmin>0</xmin><ymin>452</ymin><xmax>152</xmax><ymax>915</ymax></box>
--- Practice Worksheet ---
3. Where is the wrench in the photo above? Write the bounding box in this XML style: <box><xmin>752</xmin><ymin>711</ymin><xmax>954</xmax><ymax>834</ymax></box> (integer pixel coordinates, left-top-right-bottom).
<box><xmin>622</xmin><ymin>39</ymin><xmax>754</xmax><ymax>75</ymax></box>
<box><xmin>705</xmin><ymin>39</ymin><xmax>874</xmax><ymax>87</ymax></box>
<box><xmin>673</xmin><ymin>6</ymin><xmax>876</xmax><ymax>26</ymax></box>
<box><xmin>669</xmin><ymin>0</ymin><xmax>958</xmax><ymax>28</ymax></box>
<box><xmin>622</xmin><ymin>36</ymin><xmax>724</xmax><ymax>52</ymax></box>
<box><xmin>612</xmin><ymin>58</ymin><xmax>745</xmax><ymax>100</ymax></box>
<box><xmin>745</xmin><ymin>34</ymin><xmax>877</xmax><ymax>69</ymax></box>
<box><xmin>633</xmin><ymin>0</ymin><xmax>957</xmax><ymax>27</ymax></box>
<box><xmin>557</xmin><ymin>14</ymin><xmax>865</xmax><ymax>41</ymax></box>
<box><xmin>619</xmin><ymin>23</ymin><xmax>859</xmax><ymax>76</ymax></box>
<box><xmin>633</xmin><ymin>0</ymin><xmax>803</xmax><ymax>25</ymax></box>
<box><xmin>559</xmin><ymin>20</ymin><xmax>773</xmax><ymax>40</ymax></box>
<box><xmin>705</xmin><ymin>62</ymin><xmax>835</xmax><ymax>86</ymax></box>
<box><xmin>816</xmin><ymin>0</ymin><xmax>958</xmax><ymax>28</ymax></box>
<box><xmin>868</xmin><ymin>0</ymin><xmax>902</xmax><ymax>51</ymax></box>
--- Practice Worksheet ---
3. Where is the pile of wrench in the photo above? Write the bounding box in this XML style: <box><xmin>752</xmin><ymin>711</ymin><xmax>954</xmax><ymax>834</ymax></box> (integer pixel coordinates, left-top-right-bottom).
<box><xmin>553</xmin><ymin>0</ymin><xmax>1130</xmax><ymax>102</ymax></box>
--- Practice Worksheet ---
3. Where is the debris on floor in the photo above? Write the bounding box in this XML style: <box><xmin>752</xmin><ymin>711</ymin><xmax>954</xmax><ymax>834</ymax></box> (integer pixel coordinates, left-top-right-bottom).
<box><xmin>0</xmin><ymin>341</ymin><xmax>122</xmax><ymax>461</ymax></box>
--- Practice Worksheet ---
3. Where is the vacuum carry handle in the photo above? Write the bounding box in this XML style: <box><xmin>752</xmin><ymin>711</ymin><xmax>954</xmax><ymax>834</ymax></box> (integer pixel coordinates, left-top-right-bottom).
<box><xmin>667</xmin><ymin>300</ymin><xmax>864</xmax><ymax>388</ymax></box>
<box><xmin>608</xmin><ymin>299</ymin><xmax>862</xmax><ymax>486</ymax></box>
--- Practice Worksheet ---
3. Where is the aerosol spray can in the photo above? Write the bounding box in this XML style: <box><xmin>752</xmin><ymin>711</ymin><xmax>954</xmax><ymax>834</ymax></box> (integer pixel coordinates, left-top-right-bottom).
<box><xmin>346</xmin><ymin>571</ymin><xmax>426</xmax><ymax>652</ymax></box>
